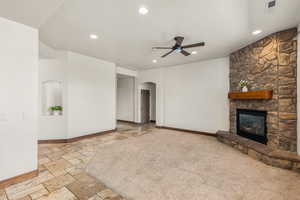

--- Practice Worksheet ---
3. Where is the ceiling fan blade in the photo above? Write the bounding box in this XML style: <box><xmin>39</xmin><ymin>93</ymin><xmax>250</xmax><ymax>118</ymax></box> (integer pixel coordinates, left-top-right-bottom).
<box><xmin>181</xmin><ymin>50</ymin><xmax>191</xmax><ymax>56</ymax></box>
<box><xmin>162</xmin><ymin>50</ymin><xmax>175</xmax><ymax>58</ymax></box>
<box><xmin>152</xmin><ymin>47</ymin><xmax>173</xmax><ymax>49</ymax></box>
<box><xmin>175</xmin><ymin>36</ymin><xmax>184</xmax><ymax>46</ymax></box>
<box><xmin>182</xmin><ymin>42</ymin><xmax>205</xmax><ymax>49</ymax></box>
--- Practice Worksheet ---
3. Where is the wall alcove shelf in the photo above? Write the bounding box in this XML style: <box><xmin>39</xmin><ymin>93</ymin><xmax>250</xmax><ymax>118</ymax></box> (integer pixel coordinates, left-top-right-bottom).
<box><xmin>228</xmin><ymin>90</ymin><xmax>273</xmax><ymax>100</ymax></box>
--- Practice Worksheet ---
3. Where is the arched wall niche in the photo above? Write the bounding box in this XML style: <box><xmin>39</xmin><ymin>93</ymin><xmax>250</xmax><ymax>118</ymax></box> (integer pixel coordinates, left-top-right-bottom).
<box><xmin>41</xmin><ymin>80</ymin><xmax>63</xmax><ymax>116</ymax></box>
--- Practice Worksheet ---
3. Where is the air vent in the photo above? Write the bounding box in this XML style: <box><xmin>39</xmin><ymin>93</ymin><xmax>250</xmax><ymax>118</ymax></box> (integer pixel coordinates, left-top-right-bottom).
<box><xmin>267</xmin><ymin>0</ymin><xmax>276</xmax><ymax>8</ymax></box>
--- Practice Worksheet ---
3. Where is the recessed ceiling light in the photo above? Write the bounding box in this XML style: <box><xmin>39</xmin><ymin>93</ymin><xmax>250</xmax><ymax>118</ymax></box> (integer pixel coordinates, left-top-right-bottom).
<box><xmin>252</xmin><ymin>30</ymin><xmax>262</xmax><ymax>35</ymax></box>
<box><xmin>90</xmin><ymin>34</ymin><xmax>98</xmax><ymax>39</ymax></box>
<box><xmin>191</xmin><ymin>51</ymin><xmax>197</xmax><ymax>55</ymax></box>
<box><xmin>152</xmin><ymin>59</ymin><xmax>157</xmax><ymax>63</ymax></box>
<box><xmin>139</xmin><ymin>6</ymin><xmax>149</xmax><ymax>15</ymax></box>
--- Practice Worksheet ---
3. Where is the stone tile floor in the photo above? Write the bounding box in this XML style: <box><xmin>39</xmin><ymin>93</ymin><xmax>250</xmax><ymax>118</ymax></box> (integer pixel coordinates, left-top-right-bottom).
<box><xmin>0</xmin><ymin>122</ymin><xmax>154</xmax><ymax>200</ymax></box>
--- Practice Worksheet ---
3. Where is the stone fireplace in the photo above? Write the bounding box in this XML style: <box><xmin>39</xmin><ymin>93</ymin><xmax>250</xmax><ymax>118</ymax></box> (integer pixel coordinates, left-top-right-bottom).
<box><xmin>237</xmin><ymin>109</ymin><xmax>267</xmax><ymax>144</ymax></box>
<box><xmin>229</xmin><ymin>28</ymin><xmax>297</xmax><ymax>152</ymax></box>
<box><xmin>217</xmin><ymin>28</ymin><xmax>300</xmax><ymax>172</ymax></box>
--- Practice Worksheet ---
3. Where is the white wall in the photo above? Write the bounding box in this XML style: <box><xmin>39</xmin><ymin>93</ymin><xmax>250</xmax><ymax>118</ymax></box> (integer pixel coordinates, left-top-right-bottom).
<box><xmin>39</xmin><ymin>42</ymin><xmax>67</xmax><ymax>60</ymax></box>
<box><xmin>39</xmin><ymin>43</ymin><xmax>117</xmax><ymax>140</ymax></box>
<box><xmin>137</xmin><ymin>69</ymin><xmax>164</xmax><ymax>125</ymax></box>
<box><xmin>117</xmin><ymin>77</ymin><xmax>135</xmax><ymax>121</ymax></box>
<box><xmin>67</xmin><ymin>52</ymin><xmax>116</xmax><ymax>138</ymax></box>
<box><xmin>297</xmin><ymin>24</ymin><xmax>300</xmax><ymax>155</ymax></box>
<box><xmin>163</xmin><ymin>58</ymin><xmax>229</xmax><ymax>133</ymax></box>
<box><xmin>39</xmin><ymin>59</ymin><xmax>67</xmax><ymax>140</ymax></box>
<box><xmin>151</xmin><ymin>84</ymin><xmax>156</xmax><ymax>121</ymax></box>
<box><xmin>137</xmin><ymin>57</ymin><xmax>230</xmax><ymax>133</ymax></box>
<box><xmin>0</xmin><ymin>17</ymin><xmax>38</xmax><ymax>181</ymax></box>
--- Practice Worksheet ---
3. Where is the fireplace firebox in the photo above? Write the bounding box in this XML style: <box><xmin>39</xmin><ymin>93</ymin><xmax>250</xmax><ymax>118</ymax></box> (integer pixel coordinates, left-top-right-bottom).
<box><xmin>237</xmin><ymin>109</ymin><xmax>267</xmax><ymax>144</ymax></box>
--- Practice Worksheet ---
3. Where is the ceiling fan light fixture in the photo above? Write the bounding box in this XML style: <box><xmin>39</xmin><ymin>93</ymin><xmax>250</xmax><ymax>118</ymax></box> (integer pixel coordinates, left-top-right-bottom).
<box><xmin>139</xmin><ymin>6</ymin><xmax>149</xmax><ymax>15</ymax></box>
<box><xmin>176</xmin><ymin>48</ymin><xmax>182</xmax><ymax>53</ymax></box>
<box><xmin>89</xmin><ymin>34</ymin><xmax>98</xmax><ymax>39</ymax></box>
<box><xmin>191</xmin><ymin>51</ymin><xmax>197</xmax><ymax>55</ymax></box>
<box><xmin>152</xmin><ymin>59</ymin><xmax>157</xmax><ymax>63</ymax></box>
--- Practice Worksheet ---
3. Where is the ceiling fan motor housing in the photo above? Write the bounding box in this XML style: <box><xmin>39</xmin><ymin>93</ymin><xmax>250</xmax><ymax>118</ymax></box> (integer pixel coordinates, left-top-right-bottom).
<box><xmin>174</xmin><ymin>36</ymin><xmax>184</xmax><ymax>41</ymax></box>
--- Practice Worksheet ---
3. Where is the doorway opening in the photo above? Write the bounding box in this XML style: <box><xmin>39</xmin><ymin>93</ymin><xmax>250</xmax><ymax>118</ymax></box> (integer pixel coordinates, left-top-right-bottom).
<box><xmin>116</xmin><ymin>74</ymin><xmax>135</xmax><ymax>123</ymax></box>
<box><xmin>140</xmin><ymin>82</ymin><xmax>156</xmax><ymax>124</ymax></box>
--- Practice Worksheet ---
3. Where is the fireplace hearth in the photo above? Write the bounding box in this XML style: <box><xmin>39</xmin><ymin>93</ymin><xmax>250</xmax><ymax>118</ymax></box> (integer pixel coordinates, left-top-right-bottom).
<box><xmin>237</xmin><ymin>109</ymin><xmax>267</xmax><ymax>144</ymax></box>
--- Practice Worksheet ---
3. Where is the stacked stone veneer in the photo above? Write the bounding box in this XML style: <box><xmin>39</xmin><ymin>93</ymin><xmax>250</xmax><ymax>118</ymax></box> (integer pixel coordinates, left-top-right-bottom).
<box><xmin>230</xmin><ymin>28</ymin><xmax>298</xmax><ymax>152</ymax></box>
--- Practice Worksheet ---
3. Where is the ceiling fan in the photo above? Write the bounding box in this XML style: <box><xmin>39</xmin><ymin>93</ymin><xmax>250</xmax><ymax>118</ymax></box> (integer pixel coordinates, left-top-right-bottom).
<box><xmin>152</xmin><ymin>36</ymin><xmax>205</xmax><ymax>58</ymax></box>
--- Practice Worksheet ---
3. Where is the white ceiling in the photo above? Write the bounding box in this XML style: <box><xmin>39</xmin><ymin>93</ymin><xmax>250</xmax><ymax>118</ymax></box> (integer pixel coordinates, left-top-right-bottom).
<box><xmin>0</xmin><ymin>0</ymin><xmax>65</xmax><ymax>27</ymax></box>
<box><xmin>0</xmin><ymin>0</ymin><xmax>299</xmax><ymax>69</ymax></box>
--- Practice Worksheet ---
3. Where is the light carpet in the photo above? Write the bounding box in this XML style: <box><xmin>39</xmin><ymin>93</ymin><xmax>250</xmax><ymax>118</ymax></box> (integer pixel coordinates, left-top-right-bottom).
<box><xmin>86</xmin><ymin>129</ymin><xmax>300</xmax><ymax>200</ymax></box>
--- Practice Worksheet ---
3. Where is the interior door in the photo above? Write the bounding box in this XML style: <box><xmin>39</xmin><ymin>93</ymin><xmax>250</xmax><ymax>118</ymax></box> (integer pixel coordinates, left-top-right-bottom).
<box><xmin>141</xmin><ymin>89</ymin><xmax>150</xmax><ymax>123</ymax></box>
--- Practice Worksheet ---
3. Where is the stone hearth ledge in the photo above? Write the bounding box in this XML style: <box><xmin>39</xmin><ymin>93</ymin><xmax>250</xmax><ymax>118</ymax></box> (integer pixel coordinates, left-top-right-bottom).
<box><xmin>216</xmin><ymin>131</ymin><xmax>300</xmax><ymax>173</ymax></box>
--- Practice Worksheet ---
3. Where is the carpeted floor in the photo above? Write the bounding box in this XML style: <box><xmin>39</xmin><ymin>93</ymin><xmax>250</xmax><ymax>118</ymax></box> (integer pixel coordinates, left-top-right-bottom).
<box><xmin>86</xmin><ymin>128</ymin><xmax>300</xmax><ymax>200</ymax></box>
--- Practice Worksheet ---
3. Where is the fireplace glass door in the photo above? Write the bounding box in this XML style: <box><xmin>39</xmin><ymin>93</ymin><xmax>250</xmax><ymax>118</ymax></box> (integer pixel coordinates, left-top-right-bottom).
<box><xmin>237</xmin><ymin>109</ymin><xmax>267</xmax><ymax>144</ymax></box>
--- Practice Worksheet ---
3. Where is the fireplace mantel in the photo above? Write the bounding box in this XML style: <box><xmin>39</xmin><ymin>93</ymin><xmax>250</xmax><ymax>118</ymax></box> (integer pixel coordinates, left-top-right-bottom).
<box><xmin>228</xmin><ymin>90</ymin><xmax>273</xmax><ymax>100</ymax></box>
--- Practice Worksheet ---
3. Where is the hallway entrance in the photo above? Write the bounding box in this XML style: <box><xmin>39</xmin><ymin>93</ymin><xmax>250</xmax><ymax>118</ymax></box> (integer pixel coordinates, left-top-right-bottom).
<box><xmin>139</xmin><ymin>82</ymin><xmax>156</xmax><ymax>124</ymax></box>
<box><xmin>141</xmin><ymin>89</ymin><xmax>150</xmax><ymax>123</ymax></box>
